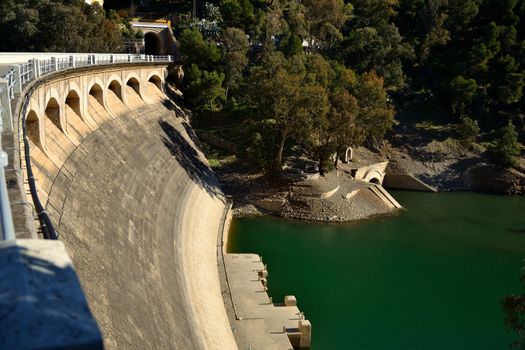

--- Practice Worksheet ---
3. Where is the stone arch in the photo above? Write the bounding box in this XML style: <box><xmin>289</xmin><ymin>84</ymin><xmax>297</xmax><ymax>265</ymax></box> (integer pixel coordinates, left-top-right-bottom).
<box><xmin>145</xmin><ymin>32</ymin><xmax>163</xmax><ymax>55</ymax></box>
<box><xmin>89</xmin><ymin>83</ymin><xmax>104</xmax><ymax>106</ymax></box>
<box><xmin>126</xmin><ymin>76</ymin><xmax>141</xmax><ymax>97</ymax></box>
<box><xmin>43</xmin><ymin>87</ymin><xmax>63</xmax><ymax>130</ymax></box>
<box><xmin>365</xmin><ymin>170</ymin><xmax>384</xmax><ymax>185</ymax></box>
<box><xmin>148</xmin><ymin>74</ymin><xmax>163</xmax><ymax>91</ymax></box>
<box><xmin>45</xmin><ymin>97</ymin><xmax>62</xmax><ymax>132</ymax></box>
<box><xmin>108</xmin><ymin>80</ymin><xmax>123</xmax><ymax>101</ymax></box>
<box><xmin>26</xmin><ymin>110</ymin><xmax>43</xmax><ymax>150</ymax></box>
<box><xmin>65</xmin><ymin>89</ymin><xmax>82</xmax><ymax>118</ymax></box>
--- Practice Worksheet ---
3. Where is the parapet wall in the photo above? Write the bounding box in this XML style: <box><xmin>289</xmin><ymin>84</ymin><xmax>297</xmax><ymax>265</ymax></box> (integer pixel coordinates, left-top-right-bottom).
<box><xmin>13</xmin><ymin>64</ymin><xmax>238</xmax><ymax>349</ymax></box>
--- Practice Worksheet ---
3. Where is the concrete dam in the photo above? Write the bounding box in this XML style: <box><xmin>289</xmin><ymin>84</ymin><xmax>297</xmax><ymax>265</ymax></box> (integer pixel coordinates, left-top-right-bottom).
<box><xmin>0</xmin><ymin>54</ymin><xmax>309</xmax><ymax>349</ymax></box>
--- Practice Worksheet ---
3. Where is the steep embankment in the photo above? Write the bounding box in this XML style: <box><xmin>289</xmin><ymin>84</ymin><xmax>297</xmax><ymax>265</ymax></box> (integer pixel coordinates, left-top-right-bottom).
<box><xmin>29</xmin><ymin>98</ymin><xmax>237</xmax><ymax>348</ymax></box>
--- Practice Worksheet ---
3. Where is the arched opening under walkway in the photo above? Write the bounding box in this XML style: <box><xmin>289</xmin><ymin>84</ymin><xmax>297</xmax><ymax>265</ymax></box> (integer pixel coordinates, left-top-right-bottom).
<box><xmin>26</xmin><ymin>110</ymin><xmax>42</xmax><ymax>149</ymax></box>
<box><xmin>45</xmin><ymin>98</ymin><xmax>62</xmax><ymax>131</ymax></box>
<box><xmin>65</xmin><ymin>90</ymin><xmax>81</xmax><ymax>118</ymax></box>
<box><xmin>125</xmin><ymin>77</ymin><xmax>145</xmax><ymax>108</ymax></box>
<box><xmin>89</xmin><ymin>84</ymin><xmax>104</xmax><ymax>106</ymax></box>
<box><xmin>126</xmin><ymin>77</ymin><xmax>141</xmax><ymax>96</ymax></box>
<box><xmin>148</xmin><ymin>75</ymin><xmax>162</xmax><ymax>91</ymax></box>
<box><xmin>145</xmin><ymin>32</ymin><xmax>163</xmax><ymax>55</ymax></box>
<box><xmin>108</xmin><ymin>80</ymin><xmax>123</xmax><ymax>101</ymax></box>
<box><xmin>65</xmin><ymin>89</ymin><xmax>90</xmax><ymax>142</ymax></box>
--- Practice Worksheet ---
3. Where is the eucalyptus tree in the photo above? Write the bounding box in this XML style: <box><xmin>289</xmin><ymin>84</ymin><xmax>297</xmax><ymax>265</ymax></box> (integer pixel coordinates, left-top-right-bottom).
<box><xmin>221</xmin><ymin>27</ymin><xmax>249</xmax><ymax>102</ymax></box>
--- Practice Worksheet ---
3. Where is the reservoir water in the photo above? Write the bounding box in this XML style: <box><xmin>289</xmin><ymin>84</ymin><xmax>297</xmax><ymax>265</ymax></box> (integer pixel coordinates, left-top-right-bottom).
<box><xmin>228</xmin><ymin>191</ymin><xmax>525</xmax><ymax>349</ymax></box>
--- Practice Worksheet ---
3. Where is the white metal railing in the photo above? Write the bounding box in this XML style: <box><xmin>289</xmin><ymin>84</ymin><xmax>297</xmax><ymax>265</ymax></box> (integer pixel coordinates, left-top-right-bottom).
<box><xmin>19</xmin><ymin>61</ymin><xmax>33</xmax><ymax>85</ymax></box>
<box><xmin>39</xmin><ymin>58</ymin><xmax>55</xmax><ymax>75</ymax></box>
<box><xmin>0</xmin><ymin>52</ymin><xmax>177</xmax><ymax>241</ymax></box>
<box><xmin>1</xmin><ymin>53</ymin><xmax>175</xmax><ymax>101</ymax></box>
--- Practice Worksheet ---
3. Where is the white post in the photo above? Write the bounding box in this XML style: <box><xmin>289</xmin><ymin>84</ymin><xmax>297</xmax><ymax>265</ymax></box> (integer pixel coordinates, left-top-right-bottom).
<box><xmin>28</xmin><ymin>59</ymin><xmax>37</xmax><ymax>79</ymax></box>
<box><xmin>33</xmin><ymin>59</ymin><xmax>41</xmax><ymax>78</ymax></box>
<box><xmin>70</xmin><ymin>55</ymin><xmax>75</xmax><ymax>68</ymax></box>
<box><xmin>9</xmin><ymin>65</ymin><xmax>22</xmax><ymax>94</ymax></box>
<box><xmin>51</xmin><ymin>57</ymin><xmax>58</xmax><ymax>71</ymax></box>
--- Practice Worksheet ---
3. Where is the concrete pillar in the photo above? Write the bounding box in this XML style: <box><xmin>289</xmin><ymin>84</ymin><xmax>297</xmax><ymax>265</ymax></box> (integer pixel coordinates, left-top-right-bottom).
<box><xmin>9</xmin><ymin>65</ymin><xmax>22</xmax><ymax>94</ymax></box>
<box><xmin>299</xmin><ymin>320</ymin><xmax>311</xmax><ymax>349</ymax></box>
<box><xmin>0</xmin><ymin>79</ymin><xmax>13</xmax><ymax>132</ymax></box>
<box><xmin>69</xmin><ymin>55</ymin><xmax>75</xmax><ymax>68</ymax></box>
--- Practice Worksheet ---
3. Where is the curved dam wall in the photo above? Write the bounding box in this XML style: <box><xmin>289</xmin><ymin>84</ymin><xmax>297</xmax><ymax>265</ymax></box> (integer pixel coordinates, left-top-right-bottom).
<box><xmin>19</xmin><ymin>64</ymin><xmax>238</xmax><ymax>349</ymax></box>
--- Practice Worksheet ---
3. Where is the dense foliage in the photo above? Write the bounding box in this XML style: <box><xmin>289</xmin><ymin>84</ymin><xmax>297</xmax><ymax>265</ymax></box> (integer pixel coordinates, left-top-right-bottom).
<box><xmin>0</xmin><ymin>0</ymin><xmax>123</xmax><ymax>52</ymax></box>
<box><xmin>179</xmin><ymin>1</ymin><xmax>395</xmax><ymax>172</ymax></box>
<box><xmin>176</xmin><ymin>0</ymin><xmax>524</xmax><ymax>171</ymax></box>
<box><xmin>3</xmin><ymin>0</ymin><xmax>522</xmax><ymax>170</ymax></box>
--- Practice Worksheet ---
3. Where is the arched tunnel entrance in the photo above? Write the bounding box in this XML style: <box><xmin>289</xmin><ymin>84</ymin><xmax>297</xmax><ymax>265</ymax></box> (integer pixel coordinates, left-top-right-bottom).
<box><xmin>145</xmin><ymin>32</ymin><xmax>163</xmax><ymax>55</ymax></box>
<box><xmin>369</xmin><ymin>178</ymin><xmax>381</xmax><ymax>185</ymax></box>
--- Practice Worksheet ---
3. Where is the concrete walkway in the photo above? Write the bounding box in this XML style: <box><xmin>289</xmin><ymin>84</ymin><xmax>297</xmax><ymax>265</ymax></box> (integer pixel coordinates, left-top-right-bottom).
<box><xmin>224</xmin><ymin>254</ymin><xmax>310</xmax><ymax>350</ymax></box>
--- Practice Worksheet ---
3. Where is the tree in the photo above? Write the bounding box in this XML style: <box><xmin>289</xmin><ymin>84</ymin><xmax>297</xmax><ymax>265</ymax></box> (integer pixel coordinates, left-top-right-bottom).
<box><xmin>0</xmin><ymin>0</ymin><xmax>123</xmax><ymax>52</ymax></box>
<box><xmin>190</xmin><ymin>2</ymin><xmax>223</xmax><ymax>40</ymax></box>
<box><xmin>179</xmin><ymin>28</ymin><xmax>224</xmax><ymax>109</ymax></box>
<box><xmin>396</xmin><ymin>0</ymin><xmax>450</xmax><ymax>64</ymax></box>
<box><xmin>302</xmin><ymin>0</ymin><xmax>351</xmax><ymax>51</ymax></box>
<box><xmin>351</xmin><ymin>71</ymin><xmax>396</xmax><ymax>146</ymax></box>
<box><xmin>186</xmin><ymin>64</ymin><xmax>225</xmax><ymax>111</ymax></box>
<box><xmin>221</xmin><ymin>27</ymin><xmax>249</xmax><ymax>101</ymax></box>
<box><xmin>219</xmin><ymin>0</ymin><xmax>254</xmax><ymax>30</ymax></box>
<box><xmin>450</xmin><ymin>76</ymin><xmax>478</xmax><ymax>114</ymax></box>
<box><xmin>490</xmin><ymin>122</ymin><xmax>521</xmax><ymax>168</ymax></box>
<box><xmin>457</xmin><ymin>115</ymin><xmax>480</xmax><ymax>147</ymax></box>
<box><xmin>338</xmin><ymin>0</ymin><xmax>414</xmax><ymax>89</ymax></box>
<box><xmin>248</xmin><ymin>52</ymin><xmax>319</xmax><ymax>172</ymax></box>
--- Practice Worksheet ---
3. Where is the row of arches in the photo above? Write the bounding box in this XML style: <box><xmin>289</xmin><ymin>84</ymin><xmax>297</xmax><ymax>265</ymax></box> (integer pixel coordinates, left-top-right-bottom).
<box><xmin>26</xmin><ymin>74</ymin><xmax>164</xmax><ymax>162</ymax></box>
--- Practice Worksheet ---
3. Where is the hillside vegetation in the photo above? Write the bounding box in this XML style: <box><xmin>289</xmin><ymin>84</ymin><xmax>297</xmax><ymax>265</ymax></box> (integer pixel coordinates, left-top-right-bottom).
<box><xmin>173</xmin><ymin>0</ymin><xmax>524</xmax><ymax>173</ymax></box>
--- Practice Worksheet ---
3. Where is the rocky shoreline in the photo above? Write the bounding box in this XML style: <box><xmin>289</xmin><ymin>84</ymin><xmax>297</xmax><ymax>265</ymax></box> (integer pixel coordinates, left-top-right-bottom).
<box><xmin>201</xmin><ymin>123</ymin><xmax>524</xmax><ymax>224</ymax></box>
<box><xmin>212</xmin><ymin>151</ymin><xmax>399</xmax><ymax>223</ymax></box>
<box><xmin>385</xmin><ymin>134</ymin><xmax>525</xmax><ymax>195</ymax></box>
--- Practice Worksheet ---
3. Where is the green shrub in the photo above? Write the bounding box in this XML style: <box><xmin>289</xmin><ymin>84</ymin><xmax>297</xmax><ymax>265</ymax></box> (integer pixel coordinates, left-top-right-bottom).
<box><xmin>457</xmin><ymin>115</ymin><xmax>480</xmax><ymax>147</ymax></box>
<box><xmin>489</xmin><ymin>122</ymin><xmax>521</xmax><ymax>168</ymax></box>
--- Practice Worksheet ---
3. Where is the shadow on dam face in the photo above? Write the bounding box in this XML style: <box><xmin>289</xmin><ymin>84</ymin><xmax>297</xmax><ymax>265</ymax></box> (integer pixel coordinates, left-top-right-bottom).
<box><xmin>159</xmin><ymin>119</ymin><xmax>224</xmax><ymax>201</ymax></box>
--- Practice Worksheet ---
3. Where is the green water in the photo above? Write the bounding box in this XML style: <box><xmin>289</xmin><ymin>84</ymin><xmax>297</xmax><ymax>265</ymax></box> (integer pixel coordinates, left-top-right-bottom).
<box><xmin>228</xmin><ymin>191</ymin><xmax>525</xmax><ymax>349</ymax></box>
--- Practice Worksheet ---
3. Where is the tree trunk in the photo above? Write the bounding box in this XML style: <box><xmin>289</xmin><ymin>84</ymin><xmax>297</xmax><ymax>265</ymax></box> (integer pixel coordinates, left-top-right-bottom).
<box><xmin>274</xmin><ymin>127</ymin><xmax>288</xmax><ymax>173</ymax></box>
<box><xmin>334</xmin><ymin>153</ymin><xmax>339</xmax><ymax>169</ymax></box>
<box><xmin>319</xmin><ymin>155</ymin><xmax>325</xmax><ymax>176</ymax></box>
